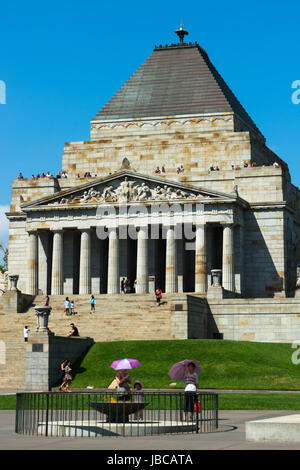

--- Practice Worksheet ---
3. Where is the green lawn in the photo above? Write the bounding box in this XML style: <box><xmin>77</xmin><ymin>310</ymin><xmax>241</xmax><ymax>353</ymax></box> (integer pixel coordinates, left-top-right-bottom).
<box><xmin>70</xmin><ymin>339</ymin><xmax>300</xmax><ymax>391</ymax></box>
<box><xmin>0</xmin><ymin>395</ymin><xmax>16</xmax><ymax>410</ymax></box>
<box><xmin>219</xmin><ymin>394</ymin><xmax>300</xmax><ymax>410</ymax></box>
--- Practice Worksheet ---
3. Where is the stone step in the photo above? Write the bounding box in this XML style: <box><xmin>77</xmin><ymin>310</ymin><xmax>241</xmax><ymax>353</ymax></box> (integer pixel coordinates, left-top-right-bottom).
<box><xmin>0</xmin><ymin>292</ymin><xmax>192</xmax><ymax>388</ymax></box>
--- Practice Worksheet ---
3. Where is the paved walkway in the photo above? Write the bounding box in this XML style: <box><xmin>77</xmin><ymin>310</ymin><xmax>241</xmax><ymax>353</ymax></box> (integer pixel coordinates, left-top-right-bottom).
<box><xmin>1</xmin><ymin>410</ymin><xmax>300</xmax><ymax>450</ymax></box>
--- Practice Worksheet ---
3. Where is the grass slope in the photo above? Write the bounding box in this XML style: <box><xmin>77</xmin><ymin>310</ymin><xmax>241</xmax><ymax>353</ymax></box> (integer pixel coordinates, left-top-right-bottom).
<box><xmin>71</xmin><ymin>339</ymin><xmax>300</xmax><ymax>391</ymax></box>
<box><xmin>219</xmin><ymin>394</ymin><xmax>300</xmax><ymax>410</ymax></box>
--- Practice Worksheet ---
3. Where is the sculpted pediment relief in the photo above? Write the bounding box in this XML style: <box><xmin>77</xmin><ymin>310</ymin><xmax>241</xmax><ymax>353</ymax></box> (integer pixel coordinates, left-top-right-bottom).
<box><xmin>48</xmin><ymin>177</ymin><xmax>203</xmax><ymax>206</ymax></box>
<box><xmin>21</xmin><ymin>170</ymin><xmax>241</xmax><ymax>211</ymax></box>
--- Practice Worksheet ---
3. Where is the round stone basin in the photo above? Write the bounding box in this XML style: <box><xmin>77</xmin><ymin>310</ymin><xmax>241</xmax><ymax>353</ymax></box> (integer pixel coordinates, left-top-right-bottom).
<box><xmin>89</xmin><ymin>401</ymin><xmax>149</xmax><ymax>423</ymax></box>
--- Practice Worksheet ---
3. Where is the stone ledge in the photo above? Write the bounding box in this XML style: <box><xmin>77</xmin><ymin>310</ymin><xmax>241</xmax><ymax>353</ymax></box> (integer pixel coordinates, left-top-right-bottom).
<box><xmin>246</xmin><ymin>414</ymin><xmax>300</xmax><ymax>442</ymax></box>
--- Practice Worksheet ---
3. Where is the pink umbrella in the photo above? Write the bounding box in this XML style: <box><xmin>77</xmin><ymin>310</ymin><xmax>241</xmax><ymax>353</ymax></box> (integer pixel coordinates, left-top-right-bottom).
<box><xmin>110</xmin><ymin>358</ymin><xmax>142</xmax><ymax>370</ymax></box>
<box><xmin>168</xmin><ymin>360</ymin><xmax>202</xmax><ymax>381</ymax></box>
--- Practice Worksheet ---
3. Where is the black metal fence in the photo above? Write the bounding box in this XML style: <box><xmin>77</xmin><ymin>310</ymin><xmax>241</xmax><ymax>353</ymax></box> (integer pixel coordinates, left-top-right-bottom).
<box><xmin>15</xmin><ymin>391</ymin><xmax>218</xmax><ymax>438</ymax></box>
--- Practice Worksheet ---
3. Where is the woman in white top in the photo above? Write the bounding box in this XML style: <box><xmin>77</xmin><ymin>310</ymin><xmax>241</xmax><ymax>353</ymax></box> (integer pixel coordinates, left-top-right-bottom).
<box><xmin>183</xmin><ymin>362</ymin><xmax>198</xmax><ymax>421</ymax></box>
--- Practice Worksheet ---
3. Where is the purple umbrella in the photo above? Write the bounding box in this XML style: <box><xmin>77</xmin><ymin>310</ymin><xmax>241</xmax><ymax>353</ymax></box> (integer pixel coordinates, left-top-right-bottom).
<box><xmin>110</xmin><ymin>358</ymin><xmax>142</xmax><ymax>370</ymax></box>
<box><xmin>168</xmin><ymin>360</ymin><xmax>202</xmax><ymax>381</ymax></box>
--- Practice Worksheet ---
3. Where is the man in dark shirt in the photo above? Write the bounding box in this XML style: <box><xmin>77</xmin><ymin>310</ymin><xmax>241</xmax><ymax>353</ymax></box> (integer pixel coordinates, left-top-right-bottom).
<box><xmin>67</xmin><ymin>323</ymin><xmax>79</xmax><ymax>337</ymax></box>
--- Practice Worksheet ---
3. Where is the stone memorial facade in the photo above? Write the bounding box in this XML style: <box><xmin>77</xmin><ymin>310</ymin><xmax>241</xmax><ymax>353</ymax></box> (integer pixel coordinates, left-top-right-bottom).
<box><xmin>4</xmin><ymin>28</ymin><xmax>300</xmax><ymax>342</ymax></box>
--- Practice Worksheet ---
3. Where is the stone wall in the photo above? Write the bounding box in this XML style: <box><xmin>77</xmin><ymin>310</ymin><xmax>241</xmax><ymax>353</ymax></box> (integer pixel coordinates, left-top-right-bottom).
<box><xmin>170</xmin><ymin>296</ymin><xmax>207</xmax><ymax>339</ymax></box>
<box><xmin>25</xmin><ymin>334</ymin><xmax>94</xmax><ymax>391</ymax></box>
<box><xmin>207</xmin><ymin>298</ymin><xmax>300</xmax><ymax>343</ymax></box>
<box><xmin>243</xmin><ymin>208</ymin><xmax>286</xmax><ymax>297</ymax></box>
<box><xmin>0</xmin><ymin>290</ymin><xmax>34</xmax><ymax>313</ymax></box>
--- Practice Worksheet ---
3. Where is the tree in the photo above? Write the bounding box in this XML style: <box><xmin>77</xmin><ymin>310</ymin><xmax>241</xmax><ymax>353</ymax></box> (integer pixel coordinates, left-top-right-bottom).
<box><xmin>0</xmin><ymin>243</ymin><xmax>8</xmax><ymax>274</ymax></box>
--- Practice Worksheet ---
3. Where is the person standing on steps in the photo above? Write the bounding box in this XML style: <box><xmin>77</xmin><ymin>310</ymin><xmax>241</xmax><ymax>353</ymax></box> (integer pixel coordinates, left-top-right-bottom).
<box><xmin>155</xmin><ymin>287</ymin><xmax>163</xmax><ymax>306</ymax></box>
<box><xmin>44</xmin><ymin>295</ymin><xmax>50</xmax><ymax>306</ymax></box>
<box><xmin>65</xmin><ymin>297</ymin><xmax>71</xmax><ymax>316</ymax></box>
<box><xmin>24</xmin><ymin>325</ymin><xmax>30</xmax><ymax>342</ymax></box>
<box><xmin>70</xmin><ymin>300</ymin><xmax>75</xmax><ymax>315</ymax></box>
<box><xmin>90</xmin><ymin>295</ymin><xmax>96</xmax><ymax>314</ymax></box>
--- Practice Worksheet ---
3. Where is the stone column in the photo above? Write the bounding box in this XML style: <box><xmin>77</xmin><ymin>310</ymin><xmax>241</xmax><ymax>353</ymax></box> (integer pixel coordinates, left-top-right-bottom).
<box><xmin>177</xmin><ymin>237</ymin><xmax>184</xmax><ymax>293</ymax></box>
<box><xmin>222</xmin><ymin>224</ymin><xmax>235</xmax><ymax>292</ymax></box>
<box><xmin>165</xmin><ymin>226</ymin><xmax>177</xmax><ymax>293</ymax></box>
<box><xmin>38</xmin><ymin>231</ymin><xmax>49</xmax><ymax>295</ymax></box>
<box><xmin>79</xmin><ymin>229</ymin><xmax>91</xmax><ymax>295</ymax></box>
<box><xmin>136</xmin><ymin>227</ymin><xmax>149</xmax><ymax>293</ymax></box>
<box><xmin>107</xmin><ymin>228</ymin><xmax>119</xmax><ymax>294</ymax></box>
<box><xmin>195</xmin><ymin>224</ymin><xmax>207</xmax><ymax>293</ymax></box>
<box><xmin>51</xmin><ymin>230</ymin><xmax>63</xmax><ymax>295</ymax></box>
<box><xmin>63</xmin><ymin>231</ymin><xmax>74</xmax><ymax>294</ymax></box>
<box><xmin>235</xmin><ymin>224</ymin><xmax>244</xmax><ymax>295</ymax></box>
<box><xmin>27</xmin><ymin>231</ymin><xmax>38</xmax><ymax>295</ymax></box>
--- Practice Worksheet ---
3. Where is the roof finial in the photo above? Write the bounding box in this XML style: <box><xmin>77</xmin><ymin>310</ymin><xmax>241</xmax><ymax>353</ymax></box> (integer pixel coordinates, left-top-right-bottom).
<box><xmin>175</xmin><ymin>23</ymin><xmax>189</xmax><ymax>44</ymax></box>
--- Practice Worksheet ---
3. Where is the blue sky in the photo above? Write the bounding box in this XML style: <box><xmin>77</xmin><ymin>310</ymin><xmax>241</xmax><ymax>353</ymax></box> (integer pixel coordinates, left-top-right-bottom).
<box><xmin>0</xmin><ymin>0</ymin><xmax>299</xmax><ymax>244</ymax></box>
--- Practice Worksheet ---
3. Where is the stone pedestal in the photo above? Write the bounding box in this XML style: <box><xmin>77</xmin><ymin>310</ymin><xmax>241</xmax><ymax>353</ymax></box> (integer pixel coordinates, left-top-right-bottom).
<box><xmin>207</xmin><ymin>269</ymin><xmax>224</xmax><ymax>300</ymax></box>
<box><xmin>34</xmin><ymin>306</ymin><xmax>53</xmax><ymax>334</ymax></box>
<box><xmin>211</xmin><ymin>269</ymin><xmax>222</xmax><ymax>287</ymax></box>
<box><xmin>9</xmin><ymin>274</ymin><xmax>19</xmax><ymax>291</ymax></box>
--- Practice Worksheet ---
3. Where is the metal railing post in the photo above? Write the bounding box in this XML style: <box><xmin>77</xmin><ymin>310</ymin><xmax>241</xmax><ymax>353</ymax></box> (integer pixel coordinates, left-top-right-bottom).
<box><xmin>45</xmin><ymin>394</ymin><xmax>49</xmax><ymax>437</ymax></box>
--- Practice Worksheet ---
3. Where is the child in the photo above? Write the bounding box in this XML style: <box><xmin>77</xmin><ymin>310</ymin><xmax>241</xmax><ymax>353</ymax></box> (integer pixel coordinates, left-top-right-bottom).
<box><xmin>65</xmin><ymin>297</ymin><xmax>70</xmax><ymax>315</ymax></box>
<box><xmin>70</xmin><ymin>300</ymin><xmax>75</xmax><ymax>315</ymax></box>
<box><xmin>133</xmin><ymin>381</ymin><xmax>144</xmax><ymax>421</ymax></box>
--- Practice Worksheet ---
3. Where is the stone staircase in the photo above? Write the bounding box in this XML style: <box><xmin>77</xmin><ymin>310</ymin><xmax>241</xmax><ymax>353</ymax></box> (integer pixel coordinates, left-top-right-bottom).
<box><xmin>0</xmin><ymin>292</ymin><xmax>193</xmax><ymax>389</ymax></box>
<box><xmin>24</xmin><ymin>293</ymin><xmax>176</xmax><ymax>341</ymax></box>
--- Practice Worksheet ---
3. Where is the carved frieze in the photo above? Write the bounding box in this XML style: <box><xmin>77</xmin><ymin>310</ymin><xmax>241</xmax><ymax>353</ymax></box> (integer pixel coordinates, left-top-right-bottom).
<box><xmin>49</xmin><ymin>177</ymin><xmax>202</xmax><ymax>206</ymax></box>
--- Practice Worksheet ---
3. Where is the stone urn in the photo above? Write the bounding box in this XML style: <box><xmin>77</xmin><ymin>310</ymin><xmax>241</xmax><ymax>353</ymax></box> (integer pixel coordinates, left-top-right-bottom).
<box><xmin>34</xmin><ymin>306</ymin><xmax>52</xmax><ymax>333</ymax></box>
<box><xmin>211</xmin><ymin>269</ymin><xmax>222</xmax><ymax>287</ymax></box>
<box><xmin>9</xmin><ymin>274</ymin><xmax>19</xmax><ymax>291</ymax></box>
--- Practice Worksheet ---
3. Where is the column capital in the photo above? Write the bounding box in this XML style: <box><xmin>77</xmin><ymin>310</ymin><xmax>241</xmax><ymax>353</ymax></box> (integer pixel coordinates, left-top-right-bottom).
<box><xmin>220</xmin><ymin>222</ymin><xmax>235</xmax><ymax>228</ymax></box>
